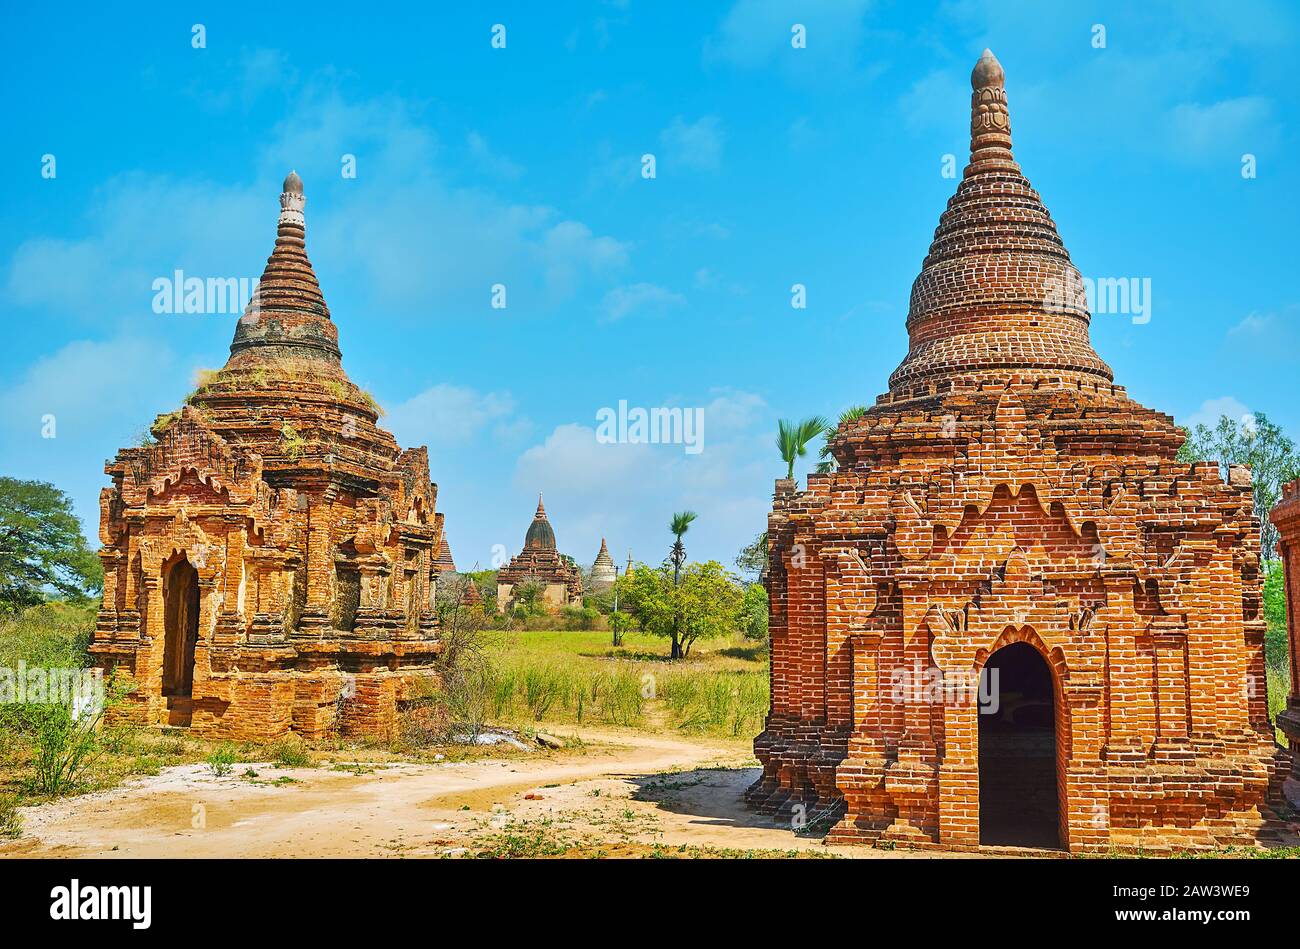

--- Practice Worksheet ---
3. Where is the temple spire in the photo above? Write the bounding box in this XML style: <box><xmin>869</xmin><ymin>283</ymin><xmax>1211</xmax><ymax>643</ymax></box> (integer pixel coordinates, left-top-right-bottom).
<box><xmin>970</xmin><ymin>48</ymin><xmax>1013</xmax><ymax>164</ymax></box>
<box><xmin>884</xmin><ymin>49</ymin><xmax>1113</xmax><ymax>398</ymax></box>
<box><xmin>226</xmin><ymin>171</ymin><xmax>342</xmax><ymax>368</ymax></box>
<box><xmin>536</xmin><ymin>494</ymin><xmax>546</xmax><ymax>518</ymax></box>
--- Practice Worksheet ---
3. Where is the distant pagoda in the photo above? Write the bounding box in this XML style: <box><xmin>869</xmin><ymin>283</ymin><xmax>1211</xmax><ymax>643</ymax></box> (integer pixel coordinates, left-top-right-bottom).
<box><xmin>432</xmin><ymin>533</ymin><xmax>480</xmax><ymax>606</ymax></box>
<box><xmin>90</xmin><ymin>172</ymin><xmax>451</xmax><ymax>741</ymax></box>
<box><xmin>496</xmin><ymin>496</ymin><xmax>584</xmax><ymax>610</ymax></box>
<box><xmin>589</xmin><ymin>538</ymin><xmax>617</xmax><ymax>592</ymax></box>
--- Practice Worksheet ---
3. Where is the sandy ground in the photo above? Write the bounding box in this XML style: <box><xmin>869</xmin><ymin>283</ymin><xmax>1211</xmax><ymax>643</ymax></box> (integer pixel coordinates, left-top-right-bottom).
<box><xmin>0</xmin><ymin>729</ymin><xmax>975</xmax><ymax>859</ymax></box>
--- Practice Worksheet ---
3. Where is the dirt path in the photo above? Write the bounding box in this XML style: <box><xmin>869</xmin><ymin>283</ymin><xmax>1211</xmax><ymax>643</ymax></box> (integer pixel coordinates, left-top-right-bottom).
<box><xmin>1</xmin><ymin>728</ymin><xmax>958</xmax><ymax>858</ymax></box>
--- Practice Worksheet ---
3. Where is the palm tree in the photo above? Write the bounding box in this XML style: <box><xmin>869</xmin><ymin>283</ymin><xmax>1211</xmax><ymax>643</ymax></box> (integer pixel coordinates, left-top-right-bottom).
<box><xmin>667</xmin><ymin>510</ymin><xmax>697</xmax><ymax>659</ymax></box>
<box><xmin>815</xmin><ymin>405</ymin><xmax>868</xmax><ymax>474</ymax></box>
<box><xmin>777</xmin><ymin>416</ymin><xmax>830</xmax><ymax>481</ymax></box>
<box><xmin>668</xmin><ymin>510</ymin><xmax>697</xmax><ymax>585</ymax></box>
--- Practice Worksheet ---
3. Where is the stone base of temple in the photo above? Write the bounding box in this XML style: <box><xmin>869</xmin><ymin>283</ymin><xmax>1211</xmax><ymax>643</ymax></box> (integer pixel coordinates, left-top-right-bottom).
<box><xmin>750</xmin><ymin>722</ymin><xmax>1293</xmax><ymax>853</ymax></box>
<box><xmin>94</xmin><ymin>637</ymin><xmax>442</xmax><ymax>743</ymax></box>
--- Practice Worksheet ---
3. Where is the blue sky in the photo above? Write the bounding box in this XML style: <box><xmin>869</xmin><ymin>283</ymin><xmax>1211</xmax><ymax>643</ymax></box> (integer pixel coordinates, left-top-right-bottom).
<box><xmin>1</xmin><ymin>0</ymin><xmax>1297</xmax><ymax>573</ymax></box>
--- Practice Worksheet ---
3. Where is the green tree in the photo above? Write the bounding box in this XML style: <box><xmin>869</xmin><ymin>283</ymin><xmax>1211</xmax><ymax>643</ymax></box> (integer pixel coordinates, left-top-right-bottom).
<box><xmin>816</xmin><ymin>405</ymin><xmax>868</xmax><ymax>474</ymax></box>
<box><xmin>735</xmin><ymin>531</ymin><xmax>768</xmax><ymax>582</ymax></box>
<box><xmin>677</xmin><ymin>561</ymin><xmax>745</xmax><ymax>656</ymax></box>
<box><xmin>464</xmin><ymin>568</ymin><xmax>499</xmax><ymax>616</ymax></box>
<box><xmin>777</xmin><ymin>417</ymin><xmax>829</xmax><ymax>481</ymax></box>
<box><xmin>0</xmin><ymin>478</ymin><xmax>102</xmax><ymax>615</ymax></box>
<box><xmin>668</xmin><ymin>511</ymin><xmax>696</xmax><ymax>581</ymax></box>
<box><xmin>512</xmin><ymin>577</ymin><xmax>546</xmax><ymax>617</ymax></box>
<box><xmin>1178</xmin><ymin>412</ymin><xmax>1299</xmax><ymax>562</ymax></box>
<box><xmin>667</xmin><ymin>511</ymin><xmax>698</xmax><ymax>658</ymax></box>
<box><xmin>619</xmin><ymin>561</ymin><xmax>743</xmax><ymax>658</ymax></box>
<box><xmin>740</xmin><ymin>582</ymin><xmax>769</xmax><ymax>640</ymax></box>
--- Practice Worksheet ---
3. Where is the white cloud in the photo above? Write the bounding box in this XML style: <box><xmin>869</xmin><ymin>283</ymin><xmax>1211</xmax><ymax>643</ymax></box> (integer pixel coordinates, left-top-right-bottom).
<box><xmin>660</xmin><ymin>116</ymin><xmax>725</xmax><ymax>172</ymax></box>
<box><xmin>5</xmin><ymin>81</ymin><xmax>633</xmax><ymax>324</ymax></box>
<box><xmin>1229</xmin><ymin>312</ymin><xmax>1274</xmax><ymax>338</ymax></box>
<box><xmin>511</xmin><ymin>389</ymin><xmax>774</xmax><ymax>568</ymax></box>
<box><xmin>1184</xmin><ymin>396</ymin><xmax>1253</xmax><ymax>429</ymax></box>
<box><xmin>0</xmin><ymin>336</ymin><xmax>189</xmax><ymax>535</ymax></box>
<box><xmin>1225</xmin><ymin>304</ymin><xmax>1299</xmax><ymax>355</ymax></box>
<box><xmin>385</xmin><ymin>384</ymin><xmax>519</xmax><ymax>452</ymax></box>
<box><xmin>538</xmin><ymin>221</ymin><xmax>630</xmax><ymax>298</ymax></box>
<box><xmin>601</xmin><ymin>282</ymin><xmax>686</xmax><ymax>321</ymax></box>
<box><xmin>467</xmin><ymin>131</ymin><xmax>524</xmax><ymax>180</ymax></box>
<box><xmin>1167</xmin><ymin>96</ymin><xmax>1274</xmax><ymax>157</ymax></box>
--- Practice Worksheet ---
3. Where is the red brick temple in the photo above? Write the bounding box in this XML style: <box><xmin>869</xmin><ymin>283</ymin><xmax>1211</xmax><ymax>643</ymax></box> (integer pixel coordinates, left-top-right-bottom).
<box><xmin>748</xmin><ymin>51</ymin><xmax>1290</xmax><ymax>852</ymax></box>
<box><xmin>496</xmin><ymin>496</ymin><xmax>584</xmax><ymax>611</ymax></box>
<box><xmin>90</xmin><ymin>172</ymin><xmax>449</xmax><ymax>741</ymax></box>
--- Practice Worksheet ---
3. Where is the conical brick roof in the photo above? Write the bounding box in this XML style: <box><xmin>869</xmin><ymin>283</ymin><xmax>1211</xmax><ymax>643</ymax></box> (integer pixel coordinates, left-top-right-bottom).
<box><xmin>590</xmin><ymin>537</ymin><xmax>617</xmax><ymax>588</ymax></box>
<box><xmin>888</xmin><ymin>50</ymin><xmax>1113</xmax><ymax>398</ymax></box>
<box><xmin>524</xmin><ymin>495</ymin><xmax>557</xmax><ymax>550</ymax></box>
<box><xmin>187</xmin><ymin>173</ymin><xmax>401</xmax><ymax>486</ymax></box>
<box><xmin>226</xmin><ymin>171</ymin><xmax>342</xmax><ymax>369</ymax></box>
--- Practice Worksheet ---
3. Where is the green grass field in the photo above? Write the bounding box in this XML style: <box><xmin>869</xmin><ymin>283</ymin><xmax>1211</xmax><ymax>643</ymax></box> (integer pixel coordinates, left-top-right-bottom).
<box><xmin>481</xmin><ymin>629</ymin><xmax>769</xmax><ymax>737</ymax></box>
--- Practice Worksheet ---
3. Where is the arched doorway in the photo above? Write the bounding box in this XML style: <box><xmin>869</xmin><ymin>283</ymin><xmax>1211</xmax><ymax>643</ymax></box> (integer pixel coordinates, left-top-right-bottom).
<box><xmin>162</xmin><ymin>555</ymin><xmax>199</xmax><ymax>697</ymax></box>
<box><xmin>978</xmin><ymin>641</ymin><xmax>1060</xmax><ymax>848</ymax></box>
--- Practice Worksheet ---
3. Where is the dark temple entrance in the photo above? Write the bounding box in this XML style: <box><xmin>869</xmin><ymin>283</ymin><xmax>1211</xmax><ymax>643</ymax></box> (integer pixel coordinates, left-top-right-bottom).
<box><xmin>162</xmin><ymin>555</ymin><xmax>199</xmax><ymax>698</ymax></box>
<box><xmin>978</xmin><ymin>641</ymin><xmax>1060</xmax><ymax>848</ymax></box>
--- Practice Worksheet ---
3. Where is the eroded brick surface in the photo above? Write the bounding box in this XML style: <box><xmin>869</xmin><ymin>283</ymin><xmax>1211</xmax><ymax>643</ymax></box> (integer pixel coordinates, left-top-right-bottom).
<box><xmin>749</xmin><ymin>52</ymin><xmax>1290</xmax><ymax>853</ymax></box>
<box><xmin>90</xmin><ymin>173</ymin><xmax>444</xmax><ymax>741</ymax></box>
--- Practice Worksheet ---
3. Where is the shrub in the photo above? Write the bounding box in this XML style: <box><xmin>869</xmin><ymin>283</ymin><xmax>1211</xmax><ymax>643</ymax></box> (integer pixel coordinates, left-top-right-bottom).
<box><xmin>0</xmin><ymin>794</ymin><xmax>22</xmax><ymax>839</ymax></box>
<box><xmin>560</xmin><ymin>606</ymin><xmax>600</xmax><ymax>631</ymax></box>
<box><xmin>206</xmin><ymin>743</ymin><xmax>238</xmax><ymax>777</ymax></box>
<box><xmin>523</xmin><ymin>665</ymin><xmax>566</xmax><ymax>721</ymax></box>
<box><xmin>399</xmin><ymin>593</ymin><xmax>497</xmax><ymax>747</ymax></box>
<box><xmin>24</xmin><ymin>702</ymin><xmax>108</xmax><ymax>796</ymax></box>
<box><xmin>268</xmin><ymin>737</ymin><xmax>310</xmax><ymax>769</ymax></box>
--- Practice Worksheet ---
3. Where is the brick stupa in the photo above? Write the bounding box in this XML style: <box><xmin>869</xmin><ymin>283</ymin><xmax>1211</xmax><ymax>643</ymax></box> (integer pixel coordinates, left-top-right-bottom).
<box><xmin>748</xmin><ymin>51</ymin><xmax>1288</xmax><ymax>852</ymax></box>
<box><xmin>90</xmin><ymin>172</ymin><xmax>448</xmax><ymax>741</ymax></box>
<box><xmin>496</xmin><ymin>496</ymin><xmax>583</xmax><ymax>610</ymax></box>
<box><xmin>589</xmin><ymin>538</ymin><xmax>617</xmax><ymax>593</ymax></box>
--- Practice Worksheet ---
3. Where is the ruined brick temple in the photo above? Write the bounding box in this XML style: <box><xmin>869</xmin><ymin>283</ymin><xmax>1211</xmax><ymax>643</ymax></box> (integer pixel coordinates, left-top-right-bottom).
<box><xmin>90</xmin><ymin>172</ymin><xmax>449</xmax><ymax>741</ymax></box>
<box><xmin>496</xmin><ymin>497</ymin><xmax>584</xmax><ymax>611</ymax></box>
<box><xmin>748</xmin><ymin>51</ymin><xmax>1290</xmax><ymax>852</ymax></box>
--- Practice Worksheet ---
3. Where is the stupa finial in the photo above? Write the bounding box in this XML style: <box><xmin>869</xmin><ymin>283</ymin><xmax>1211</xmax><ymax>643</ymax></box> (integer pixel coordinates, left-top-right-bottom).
<box><xmin>279</xmin><ymin>170</ymin><xmax>306</xmax><ymax>229</ymax></box>
<box><xmin>970</xmin><ymin>49</ymin><xmax>1013</xmax><ymax>161</ymax></box>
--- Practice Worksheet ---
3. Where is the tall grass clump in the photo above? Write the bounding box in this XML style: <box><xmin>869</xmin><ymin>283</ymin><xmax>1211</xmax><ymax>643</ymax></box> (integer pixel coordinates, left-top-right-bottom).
<box><xmin>661</xmin><ymin>670</ymin><xmax>768</xmax><ymax>737</ymax></box>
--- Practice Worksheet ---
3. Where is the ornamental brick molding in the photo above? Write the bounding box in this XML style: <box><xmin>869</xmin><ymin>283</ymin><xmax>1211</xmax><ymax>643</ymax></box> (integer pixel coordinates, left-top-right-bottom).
<box><xmin>91</xmin><ymin>172</ymin><xmax>450</xmax><ymax>742</ymax></box>
<box><xmin>748</xmin><ymin>50</ymin><xmax>1291</xmax><ymax>853</ymax></box>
